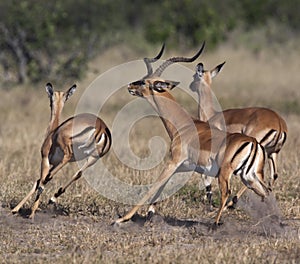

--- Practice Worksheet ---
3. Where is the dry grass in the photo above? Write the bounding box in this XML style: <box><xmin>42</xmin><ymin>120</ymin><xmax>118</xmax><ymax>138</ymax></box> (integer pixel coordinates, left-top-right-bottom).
<box><xmin>0</xmin><ymin>41</ymin><xmax>300</xmax><ymax>263</ymax></box>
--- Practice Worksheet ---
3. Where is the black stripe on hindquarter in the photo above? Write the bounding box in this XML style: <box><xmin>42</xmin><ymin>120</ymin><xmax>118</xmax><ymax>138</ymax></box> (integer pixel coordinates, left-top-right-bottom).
<box><xmin>259</xmin><ymin>129</ymin><xmax>277</xmax><ymax>147</ymax></box>
<box><xmin>101</xmin><ymin>127</ymin><xmax>112</xmax><ymax>156</ymax></box>
<box><xmin>97</xmin><ymin>133</ymin><xmax>106</xmax><ymax>157</ymax></box>
<box><xmin>230</xmin><ymin>142</ymin><xmax>251</xmax><ymax>164</ymax></box>
<box><xmin>280</xmin><ymin>132</ymin><xmax>287</xmax><ymax>147</ymax></box>
<box><xmin>105</xmin><ymin>127</ymin><xmax>112</xmax><ymax>143</ymax></box>
<box><xmin>246</xmin><ymin>141</ymin><xmax>257</xmax><ymax>175</ymax></box>
<box><xmin>97</xmin><ymin>129</ymin><xmax>112</xmax><ymax>157</ymax></box>
<box><xmin>273</xmin><ymin>132</ymin><xmax>287</xmax><ymax>154</ymax></box>
<box><xmin>232</xmin><ymin>142</ymin><xmax>252</xmax><ymax>175</ymax></box>
<box><xmin>102</xmin><ymin>127</ymin><xmax>112</xmax><ymax>155</ymax></box>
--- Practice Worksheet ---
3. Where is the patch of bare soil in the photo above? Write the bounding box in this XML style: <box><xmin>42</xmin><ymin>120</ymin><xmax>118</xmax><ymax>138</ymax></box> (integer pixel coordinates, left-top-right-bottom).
<box><xmin>1</xmin><ymin>192</ymin><xmax>299</xmax><ymax>239</ymax></box>
<box><xmin>1</xmin><ymin>192</ymin><xmax>299</xmax><ymax>263</ymax></box>
<box><xmin>111</xmin><ymin>192</ymin><xmax>299</xmax><ymax>239</ymax></box>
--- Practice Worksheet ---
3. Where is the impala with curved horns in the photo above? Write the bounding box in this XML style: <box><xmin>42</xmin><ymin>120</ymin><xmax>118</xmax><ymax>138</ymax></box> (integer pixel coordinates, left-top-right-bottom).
<box><xmin>115</xmin><ymin>44</ymin><xmax>270</xmax><ymax>226</ymax></box>
<box><xmin>190</xmin><ymin>62</ymin><xmax>287</xmax><ymax>206</ymax></box>
<box><xmin>12</xmin><ymin>83</ymin><xmax>111</xmax><ymax>219</ymax></box>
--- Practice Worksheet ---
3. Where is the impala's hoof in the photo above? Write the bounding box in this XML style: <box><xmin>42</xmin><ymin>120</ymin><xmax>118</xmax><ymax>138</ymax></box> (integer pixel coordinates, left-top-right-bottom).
<box><xmin>37</xmin><ymin>186</ymin><xmax>44</xmax><ymax>195</ymax></box>
<box><xmin>11</xmin><ymin>209</ymin><xmax>18</xmax><ymax>214</ymax></box>
<box><xmin>228</xmin><ymin>196</ymin><xmax>238</xmax><ymax>209</ymax></box>
<box><xmin>232</xmin><ymin>195</ymin><xmax>238</xmax><ymax>204</ymax></box>
<box><xmin>28</xmin><ymin>213</ymin><xmax>35</xmax><ymax>220</ymax></box>
<box><xmin>111</xmin><ymin>217</ymin><xmax>124</xmax><ymax>226</ymax></box>
<box><xmin>146</xmin><ymin>210</ymin><xmax>154</xmax><ymax>221</ymax></box>
<box><xmin>111</xmin><ymin>221</ymin><xmax>119</xmax><ymax>227</ymax></box>
<box><xmin>210</xmin><ymin>221</ymin><xmax>223</xmax><ymax>231</ymax></box>
<box><xmin>48</xmin><ymin>197</ymin><xmax>57</xmax><ymax>204</ymax></box>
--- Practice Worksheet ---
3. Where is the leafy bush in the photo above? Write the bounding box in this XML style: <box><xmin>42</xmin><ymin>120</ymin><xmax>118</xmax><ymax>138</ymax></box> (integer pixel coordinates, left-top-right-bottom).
<box><xmin>0</xmin><ymin>0</ymin><xmax>299</xmax><ymax>84</ymax></box>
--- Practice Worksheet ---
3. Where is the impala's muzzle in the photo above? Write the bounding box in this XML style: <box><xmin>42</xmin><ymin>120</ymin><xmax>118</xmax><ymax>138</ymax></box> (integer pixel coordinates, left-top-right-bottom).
<box><xmin>128</xmin><ymin>80</ymin><xmax>145</xmax><ymax>97</ymax></box>
<box><xmin>127</xmin><ymin>84</ymin><xmax>135</xmax><ymax>95</ymax></box>
<box><xmin>127</xmin><ymin>83</ymin><xmax>138</xmax><ymax>96</ymax></box>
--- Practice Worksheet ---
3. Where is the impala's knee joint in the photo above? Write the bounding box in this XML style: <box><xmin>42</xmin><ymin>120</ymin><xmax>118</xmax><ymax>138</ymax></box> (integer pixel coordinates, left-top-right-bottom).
<box><xmin>206</xmin><ymin>185</ymin><xmax>212</xmax><ymax>194</ymax></box>
<box><xmin>206</xmin><ymin>185</ymin><xmax>212</xmax><ymax>198</ymax></box>
<box><xmin>37</xmin><ymin>186</ymin><xmax>44</xmax><ymax>195</ymax></box>
<box><xmin>43</xmin><ymin>175</ymin><xmax>52</xmax><ymax>185</ymax></box>
<box><xmin>55</xmin><ymin>187</ymin><xmax>65</xmax><ymax>198</ymax></box>
<box><xmin>75</xmin><ymin>171</ymin><xmax>82</xmax><ymax>180</ymax></box>
<box><xmin>232</xmin><ymin>195</ymin><xmax>238</xmax><ymax>204</ymax></box>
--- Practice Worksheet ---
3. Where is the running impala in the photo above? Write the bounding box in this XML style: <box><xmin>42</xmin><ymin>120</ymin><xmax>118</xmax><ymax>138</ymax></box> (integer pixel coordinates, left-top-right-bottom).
<box><xmin>190</xmin><ymin>62</ymin><xmax>287</xmax><ymax>206</ymax></box>
<box><xmin>12</xmin><ymin>83</ymin><xmax>111</xmax><ymax>218</ymax></box>
<box><xmin>115</xmin><ymin>46</ymin><xmax>270</xmax><ymax>226</ymax></box>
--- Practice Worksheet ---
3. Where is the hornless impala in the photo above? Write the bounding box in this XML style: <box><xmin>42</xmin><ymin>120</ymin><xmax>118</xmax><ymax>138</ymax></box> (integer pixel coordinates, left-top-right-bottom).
<box><xmin>12</xmin><ymin>83</ymin><xmax>111</xmax><ymax>218</ymax></box>
<box><xmin>189</xmin><ymin>62</ymin><xmax>287</xmax><ymax>206</ymax></box>
<box><xmin>115</xmin><ymin>46</ymin><xmax>270</xmax><ymax>226</ymax></box>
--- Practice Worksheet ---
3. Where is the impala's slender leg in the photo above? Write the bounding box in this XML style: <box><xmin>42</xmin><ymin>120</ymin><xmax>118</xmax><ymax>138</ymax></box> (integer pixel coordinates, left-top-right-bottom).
<box><xmin>268</xmin><ymin>152</ymin><xmax>278</xmax><ymax>187</ymax></box>
<box><xmin>29</xmin><ymin>150</ymin><xmax>72</xmax><ymax>219</ymax></box>
<box><xmin>215</xmin><ymin>167</ymin><xmax>233</xmax><ymax>225</ymax></box>
<box><xmin>11</xmin><ymin>181</ymin><xmax>39</xmax><ymax>214</ymax></box>
<box><xmin>11</xmin><ymin>157</ymin><xmax>51</xmax><ymax>214</ymax></box>
<box><xmin>146</xmin><ymin>180</ymin><xmax>173</xmax><ymax>219</ymax></box>
<box><xmin>115</xmin><ymin>161</ymin><xmax>181</xmax><ymax>224</ymax></box>
<box><xmin>49</xmin><ymin>155</ymin><xmax>99</xmax><ymax>204</ymax></box>
<box><xmin>202</xmin><ymin>175</ymin><xmax>214</xmax><ymax>209</ymax></box>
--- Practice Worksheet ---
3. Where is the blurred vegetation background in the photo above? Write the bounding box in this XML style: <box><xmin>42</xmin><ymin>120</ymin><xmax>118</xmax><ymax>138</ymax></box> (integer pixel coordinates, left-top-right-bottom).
<box><xmin>0</xmin><ymin>0</ymin><xmax>299</xmax><ymax>85</ymax></box>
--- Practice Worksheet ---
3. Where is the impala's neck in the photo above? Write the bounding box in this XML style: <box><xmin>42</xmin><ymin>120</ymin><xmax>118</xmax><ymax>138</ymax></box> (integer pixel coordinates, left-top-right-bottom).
<box><xmin>193</xmin><ymin>80</ymin><xmax>216</xmax><ymax>122</ymax></box>
<box><xmin>46</xmin><ymin>96</ymin><xmax>64</xmax><ymax>135</ymax></box>
<box><xmin>146</xmin><ymin>91</ymin><xmax>194</xmax><ymax>140</ymax></box>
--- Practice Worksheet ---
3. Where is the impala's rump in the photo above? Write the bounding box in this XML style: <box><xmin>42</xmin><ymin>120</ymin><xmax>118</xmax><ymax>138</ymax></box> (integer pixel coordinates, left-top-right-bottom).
<box><xmin>230</xmin><ymin>137</ymin><xmax>269</xmax><ymax>197</ymax></box>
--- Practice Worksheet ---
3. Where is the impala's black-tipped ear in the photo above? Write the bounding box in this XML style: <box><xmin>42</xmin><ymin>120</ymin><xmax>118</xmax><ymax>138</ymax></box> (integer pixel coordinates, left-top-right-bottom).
<box><xmin>166</xmin><ymin>80</ymin><xmax>180</xmax><ymax>90</ymax></box>
<box><xmin>45</xmin><ymin>83</ymin><xmax>54</xmax><ymax>98</ymax></box>
<box><xmin>64</xmin><ymin>84</ymin><xmax>77</xmax><ymax>101</ymax></box>
<box><xmin>211</xmin><ymin>61</ymin><xmax>226</xmax><ymax>79</ymax></box>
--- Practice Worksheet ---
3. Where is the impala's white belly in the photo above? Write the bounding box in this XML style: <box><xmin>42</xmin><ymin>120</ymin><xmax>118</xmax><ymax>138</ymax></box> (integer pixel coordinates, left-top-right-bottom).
<box><xmin>182</xmin><ymin>158</ymin><xmax>219</xmax><ymax>177</ymax></box>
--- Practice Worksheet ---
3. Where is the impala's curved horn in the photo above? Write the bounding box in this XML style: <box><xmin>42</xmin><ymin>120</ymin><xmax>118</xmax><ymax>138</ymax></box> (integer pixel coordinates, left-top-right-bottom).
<box><xmin>153</xmin><ymin>41</ymin><xmax>205</xmax><ymax>77</ymax></box>
<box><xmin>143</xmin><ymin>43</ymin><xmax>165</xmax><ymax>78</ymax></box>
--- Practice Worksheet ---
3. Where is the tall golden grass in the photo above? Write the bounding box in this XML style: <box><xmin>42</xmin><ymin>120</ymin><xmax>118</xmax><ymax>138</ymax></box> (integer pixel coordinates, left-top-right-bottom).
<box><xmin>0</xmin><ymin>40</ymin><xmax>299</xmax><ymax>263</ymax></box>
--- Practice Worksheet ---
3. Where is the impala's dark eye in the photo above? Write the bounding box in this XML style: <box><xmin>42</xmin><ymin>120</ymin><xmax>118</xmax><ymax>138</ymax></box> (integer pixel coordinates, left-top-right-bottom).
<box><xmin>154</xmin><ymin>81</ymin><xmax>165</xmax><ymax>88</ymax></box>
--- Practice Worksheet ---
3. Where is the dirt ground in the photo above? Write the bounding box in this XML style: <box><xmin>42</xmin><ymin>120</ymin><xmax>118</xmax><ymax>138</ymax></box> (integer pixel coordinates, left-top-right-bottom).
<box><xmin>1</xmin><ymin>191</ymin><xmax>299</xmax><ymax>263</ymax></box>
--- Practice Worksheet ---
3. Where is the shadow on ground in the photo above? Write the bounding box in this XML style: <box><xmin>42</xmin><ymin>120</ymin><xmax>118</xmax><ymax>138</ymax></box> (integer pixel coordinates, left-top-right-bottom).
<box><xmin>1</xmin><ymin>191</ymin><xmax>299</xmax><ymax>240</ymax></box>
